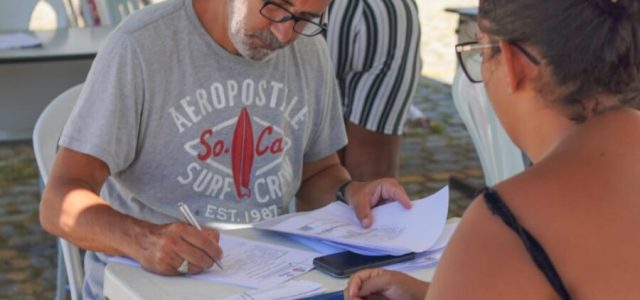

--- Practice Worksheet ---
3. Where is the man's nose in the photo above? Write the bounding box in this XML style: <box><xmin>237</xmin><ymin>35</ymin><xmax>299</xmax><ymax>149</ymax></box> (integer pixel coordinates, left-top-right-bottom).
<box><xmin>270</xmin><ymin>20</ymin><xmax>297</xmax><ymax>44</ymax></box>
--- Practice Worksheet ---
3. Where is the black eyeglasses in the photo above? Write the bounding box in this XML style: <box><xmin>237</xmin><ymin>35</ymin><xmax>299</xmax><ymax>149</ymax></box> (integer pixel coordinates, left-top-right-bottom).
<box><xmin>455</xmin><ymin>40</ymin><xmax>541</xmax><ymax>83</ymax></box>
<box><xmin>259</xmin><ymin>1</ymin><xmax>327</xmax><ymax>37</ymax></box>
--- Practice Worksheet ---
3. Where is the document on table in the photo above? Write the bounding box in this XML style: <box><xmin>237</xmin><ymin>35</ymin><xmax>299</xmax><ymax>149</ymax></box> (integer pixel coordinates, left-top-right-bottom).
<box><xmin>191</xmin><ymin>235</ymin><xmax>317</xmax><ymax>288</ymax></box>
<box><xmin>221</xmin><ymin>280</ymin><xmax>325</xmax><ymax>300</ymax></box>
<box><xmin>385</xmin><ymin>221</ymin><xmax>459</xmax><ymax>272</ymax></box>
<box><xmin>0</xmin><ymin>32</ymin><xmax>41</xmax><ymax>50</ymax></box>
<box><xmin>109</xmin><ymin>235</ymin><xmax>318</xmax><ymax>289</ymax></box>
<box><xmin>255</xmin><ymin>186</ymin><xmax>449</xmax><ymax>256</ymax></box>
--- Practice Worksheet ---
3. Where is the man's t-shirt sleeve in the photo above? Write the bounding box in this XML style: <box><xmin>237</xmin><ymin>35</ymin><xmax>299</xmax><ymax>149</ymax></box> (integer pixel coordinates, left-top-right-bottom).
<box><xmin>59</xmin><ymin>31</ymin><xmax>144</xmax><ymax>174</ymax></box>
<box><xmin>303</xmin><ymin>37</ymin><xmax>348</xmax><ymax>162</ymax></box>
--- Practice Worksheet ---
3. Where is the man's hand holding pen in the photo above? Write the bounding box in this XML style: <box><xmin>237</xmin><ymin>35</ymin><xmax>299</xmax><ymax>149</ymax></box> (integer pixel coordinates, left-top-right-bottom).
<box><xmin>126</xmin><ymin>205</ymin><xmax>224</xmax><ymax>276</ymax></box>
<box><xmin>179</xmin><ymin>202</ymin><xmax>224</xmax><ymax>271</ymax></box>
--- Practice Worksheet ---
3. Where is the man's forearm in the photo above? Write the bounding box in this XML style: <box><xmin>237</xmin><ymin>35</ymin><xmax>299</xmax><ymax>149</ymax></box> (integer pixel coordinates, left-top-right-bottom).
<box><xmin>40</xmin><ymin>183</ymin><xmax>152</xmax><ymax>258</ymax></box>
<box><xmin>296</xmin><ymin>163</ymin><xmax>351</xmax><ymax>211</ymax></box>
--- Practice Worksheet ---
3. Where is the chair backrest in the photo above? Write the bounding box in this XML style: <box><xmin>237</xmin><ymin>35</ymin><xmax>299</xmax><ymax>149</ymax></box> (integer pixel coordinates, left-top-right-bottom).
<box><xmin>0</xmin><ymin>0</ymin><xmax>70</xmax><ymax>31</ymax></box>
<box><xmin>33</xmin><ymin>84</ymin><xmax>84</xmax><ymax>300</ymax></box>
<box><xmin>451</xmin><ymin>68</ymin><xmax>526</xmax><ymax>186</ymax></box>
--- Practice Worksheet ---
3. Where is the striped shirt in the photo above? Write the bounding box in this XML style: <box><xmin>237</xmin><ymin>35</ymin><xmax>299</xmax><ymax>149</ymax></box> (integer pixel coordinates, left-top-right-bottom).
<box><xmin>326</xmin><ymin>0</ymin><xmax>421</xmax><ymax>135</ymax></box>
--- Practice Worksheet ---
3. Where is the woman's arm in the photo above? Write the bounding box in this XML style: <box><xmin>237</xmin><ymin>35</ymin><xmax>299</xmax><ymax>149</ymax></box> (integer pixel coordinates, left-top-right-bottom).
<box><xmin>345</xmin><ymin>268</ymin><xmax>429</xmax><ymax>300</ymax></box>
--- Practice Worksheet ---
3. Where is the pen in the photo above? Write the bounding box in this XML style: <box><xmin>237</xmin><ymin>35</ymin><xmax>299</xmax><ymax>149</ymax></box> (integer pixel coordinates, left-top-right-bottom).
<box><xmin>178</xmin><ymin>202</ymin><xmax>224</xmax><ymax>270</ymax></box>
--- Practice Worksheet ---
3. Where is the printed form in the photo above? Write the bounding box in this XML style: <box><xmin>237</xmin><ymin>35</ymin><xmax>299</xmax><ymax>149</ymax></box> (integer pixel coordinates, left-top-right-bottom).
<box><xmin>109</xmin><ymin>235</ymin><xmax>318</xmax><ymax>289</ymax></box>
<box><xmin>221</xmin><ymin>280</ymin><xmax>325</xmax><ymax>300</ymax></box>
<box><xmin>191</xmin><ymin>235</ymin><xmax>316</xmax><ymax>288</ymax></box>
<box><xmin>255</xmin><ymin>186</ymin><xmax>450</xmax><ymax>255</ymax></box>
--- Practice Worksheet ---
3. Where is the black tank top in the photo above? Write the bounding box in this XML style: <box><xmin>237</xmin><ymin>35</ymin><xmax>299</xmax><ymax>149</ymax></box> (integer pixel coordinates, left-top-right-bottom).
<box><xmin>483</xmin><ymin>187</ymin><xmax>572</xmax><ymax>300</ymax></box>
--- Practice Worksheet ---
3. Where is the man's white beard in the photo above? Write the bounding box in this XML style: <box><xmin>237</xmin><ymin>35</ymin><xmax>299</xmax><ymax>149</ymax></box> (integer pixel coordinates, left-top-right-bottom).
<box><xmin>228</xmin><ymin>1</ymin><xmax>280</xmax><ymax>61</ymax></box>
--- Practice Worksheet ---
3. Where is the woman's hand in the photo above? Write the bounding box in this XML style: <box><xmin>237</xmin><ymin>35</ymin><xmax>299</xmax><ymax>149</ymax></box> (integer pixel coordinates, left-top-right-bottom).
<box><xmin>345</xmin><ymin>268</ymin><xmax>429</xmax><ymax>300</ymax></box>
<box><xmin>132</xmin><ymin>222</ymin><xmax>223</xmax><ymax>275</ymax></box>
<box><xmin>346</xmin><ymin>179</ymin><xmax>412</xmax><ymax>228</ymax></box>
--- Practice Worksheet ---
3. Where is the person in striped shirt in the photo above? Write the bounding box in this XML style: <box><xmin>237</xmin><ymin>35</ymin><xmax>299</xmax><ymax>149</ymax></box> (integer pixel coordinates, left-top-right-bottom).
<box><xmin>326</xmin><ymin>0</ymin><xmax>421</xmax><ymax>180</ymax></box>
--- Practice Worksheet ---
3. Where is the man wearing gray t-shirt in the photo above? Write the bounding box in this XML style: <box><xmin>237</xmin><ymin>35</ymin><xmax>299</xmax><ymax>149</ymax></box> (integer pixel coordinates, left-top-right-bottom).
<box><xmin>40</xmin><ymin>0</ymin><xmax>412</xmax><ymax>298</ymax></box>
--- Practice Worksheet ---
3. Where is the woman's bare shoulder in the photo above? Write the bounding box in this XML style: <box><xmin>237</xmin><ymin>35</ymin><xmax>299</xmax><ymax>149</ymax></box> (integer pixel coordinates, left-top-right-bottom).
<box><xmin>428</xmin><ymin>174</ymin><xmax>640</xmax><ymax>299</ymax></box>
<box><xmin>480</xmin><ymin>120</ymin><xmax>640</xmax><ymax>298</ymax></box>
<box><xmin>426</xmin><ymin>109</ymin><xmax>640</xmax><ymax>299</ymax></box>
<box><xmin>425</xmin><ymin>195</ymin><xmax>559</xmax><ymax>300</ymax></box>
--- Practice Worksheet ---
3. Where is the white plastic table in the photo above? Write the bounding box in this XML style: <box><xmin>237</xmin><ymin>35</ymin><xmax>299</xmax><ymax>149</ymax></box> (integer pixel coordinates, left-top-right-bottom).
<box><xmin>0</xmin><ymin>26</ymin><xmax>113</xmax><ymax>141</ymax></box>
<box><xmin>104</xmin><ymin>227</ymin><xmax>438</xmax><ymax>300</ymax></box>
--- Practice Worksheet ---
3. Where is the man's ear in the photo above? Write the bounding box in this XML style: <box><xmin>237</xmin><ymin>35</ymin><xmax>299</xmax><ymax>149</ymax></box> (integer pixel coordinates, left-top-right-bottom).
<box><xmin>499</xmin><ymin>40</ymin><xmax>531</xmax><ymax>94</ymax></box>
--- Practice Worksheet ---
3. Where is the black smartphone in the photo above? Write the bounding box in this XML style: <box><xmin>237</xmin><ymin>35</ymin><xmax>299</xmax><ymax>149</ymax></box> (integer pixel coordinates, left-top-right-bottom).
<box><xmin>313</xmin><ymin>251</ymin><xmax>416</xmax><ymax>278</ymax></box>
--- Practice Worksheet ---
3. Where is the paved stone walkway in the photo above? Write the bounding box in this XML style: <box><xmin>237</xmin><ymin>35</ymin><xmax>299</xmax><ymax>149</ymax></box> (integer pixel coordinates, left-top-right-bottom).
<box><xmin>0</xmin><ymin>143</ymin><xmax>57</xmax><ymax>299</ymax></box>
<box><xmin>0</xmin><ymin>76</ymin><xmax>484</xmax><ymax>299</ymax></box>
<box><xmin>399</xmin><ymin>78</ymin><xmax>484</xmax><ymax>218</ymax></box>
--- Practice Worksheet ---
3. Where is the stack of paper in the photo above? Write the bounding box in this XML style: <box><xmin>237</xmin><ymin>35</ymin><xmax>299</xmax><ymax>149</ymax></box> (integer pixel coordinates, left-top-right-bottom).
<box><xmin>287</xmin><ymin>220</ymin><xmax>459</xmax><ymax>272</ymax></box>
<box><xmin>221</xmin><ymin>280</ymin><xmax>325</xmax><ymax>300</ymax></box>
<box><xmin>0</xmin><ymin>32</ymin><xmax>41</xmax><ymax>50</ymax></box>
<box><xmin>385</xmin><ymin>221</ymin><xmax>458</xmax><ymax>272</ymax></box>
<box><xmin>109</xmin><ymin>235</ymin><xmax>319</xmax><ymax>289</ymax></box>
<box><xmin>255</xmin><ymin>186</ymin><xmax>450</xmax><ymax>256</ymax></box>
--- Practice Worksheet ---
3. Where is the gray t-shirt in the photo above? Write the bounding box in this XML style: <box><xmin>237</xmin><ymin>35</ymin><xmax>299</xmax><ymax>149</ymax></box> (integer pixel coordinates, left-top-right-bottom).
<box><xmin>59</xmin><ymin>0</ymin><xmax>346</xmax><ymax>298</ymax></box>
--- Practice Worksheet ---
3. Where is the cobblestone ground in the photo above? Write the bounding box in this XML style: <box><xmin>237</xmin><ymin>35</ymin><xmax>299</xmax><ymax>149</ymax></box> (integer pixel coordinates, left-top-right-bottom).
<box><xmin>399</xmin><ymin>78</ymin><xmax>484</xmax><ymax>218</ymax></box>
<box><xmin>0</xmin><ymin>76</ymin><xmax>484</xmax><ymax>299</ymax></box>
<box><xmin>0</xmin><ymin>143</ymin><xmax>57</xmax><ymax>299</ymax></box>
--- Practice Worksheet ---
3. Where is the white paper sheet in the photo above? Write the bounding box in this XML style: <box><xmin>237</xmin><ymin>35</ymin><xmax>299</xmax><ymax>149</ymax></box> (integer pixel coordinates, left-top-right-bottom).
<box><xmin>109</xmin><ymin>234</ymin><xmax>318</xmax><ymax>289</ymax></box>
<box><xmin>424</xmin><ymin>220</ymin><xmax>459</xmax><ymax>252</ymax></box>
<box><xmin>287</xmin><ymin>235</ymin><xmax>344</xmax><ymax>255</ymax></box>
<box><xmin>385</xmin><ymin>221</ymin><xmax>460</xmax><ymax>272</ymax></box>
<box><xmin>385</xmin><ymin>249</ymin><xmax>444</xmax><ymax>272</ymax></box>
<box><xmin>255</xmin><ymin>186</ymin><xmax>449</xmax><ymax>255</ymax></box>
<box><xmin>0</xmin><ymin>32</ymin><xmax>41</xmax><ymax>50</ymax></box>
<box><xmin>221</xmin><ymin>280</ymin><xmax>325</xmax><ymax>300</ymax></box>
<box><xmin>192</xmin><ymin>235</ymin><xmax>318</xmax><ymax>288</ymax></box>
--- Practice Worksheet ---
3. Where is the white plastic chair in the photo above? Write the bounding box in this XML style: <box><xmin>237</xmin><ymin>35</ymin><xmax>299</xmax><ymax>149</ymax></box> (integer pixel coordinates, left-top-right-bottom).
<box><xmin>451</xmin><ymin>68</ymin><xmax>526</xmax><ymax>186</ymax></box>
<box><xmin>33</xmin><ymin>84</ymin><xmax>85</xmax><ymax>300</ymax></box>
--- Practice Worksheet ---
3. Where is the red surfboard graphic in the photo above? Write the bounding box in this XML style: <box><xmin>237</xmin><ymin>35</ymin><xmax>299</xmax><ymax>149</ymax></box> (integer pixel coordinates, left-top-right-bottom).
<box><xmin>231</xmin><ymin>107</ymin><xmax>254</xmax><ymax>199</ymax></box>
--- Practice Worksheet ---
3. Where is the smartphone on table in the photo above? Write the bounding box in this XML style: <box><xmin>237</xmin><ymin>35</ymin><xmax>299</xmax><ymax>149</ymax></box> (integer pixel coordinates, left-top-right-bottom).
<box><xmin>313</xmin><ymin>251</ymin><xmax>416</xmax><ymax>278</ymax></box>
